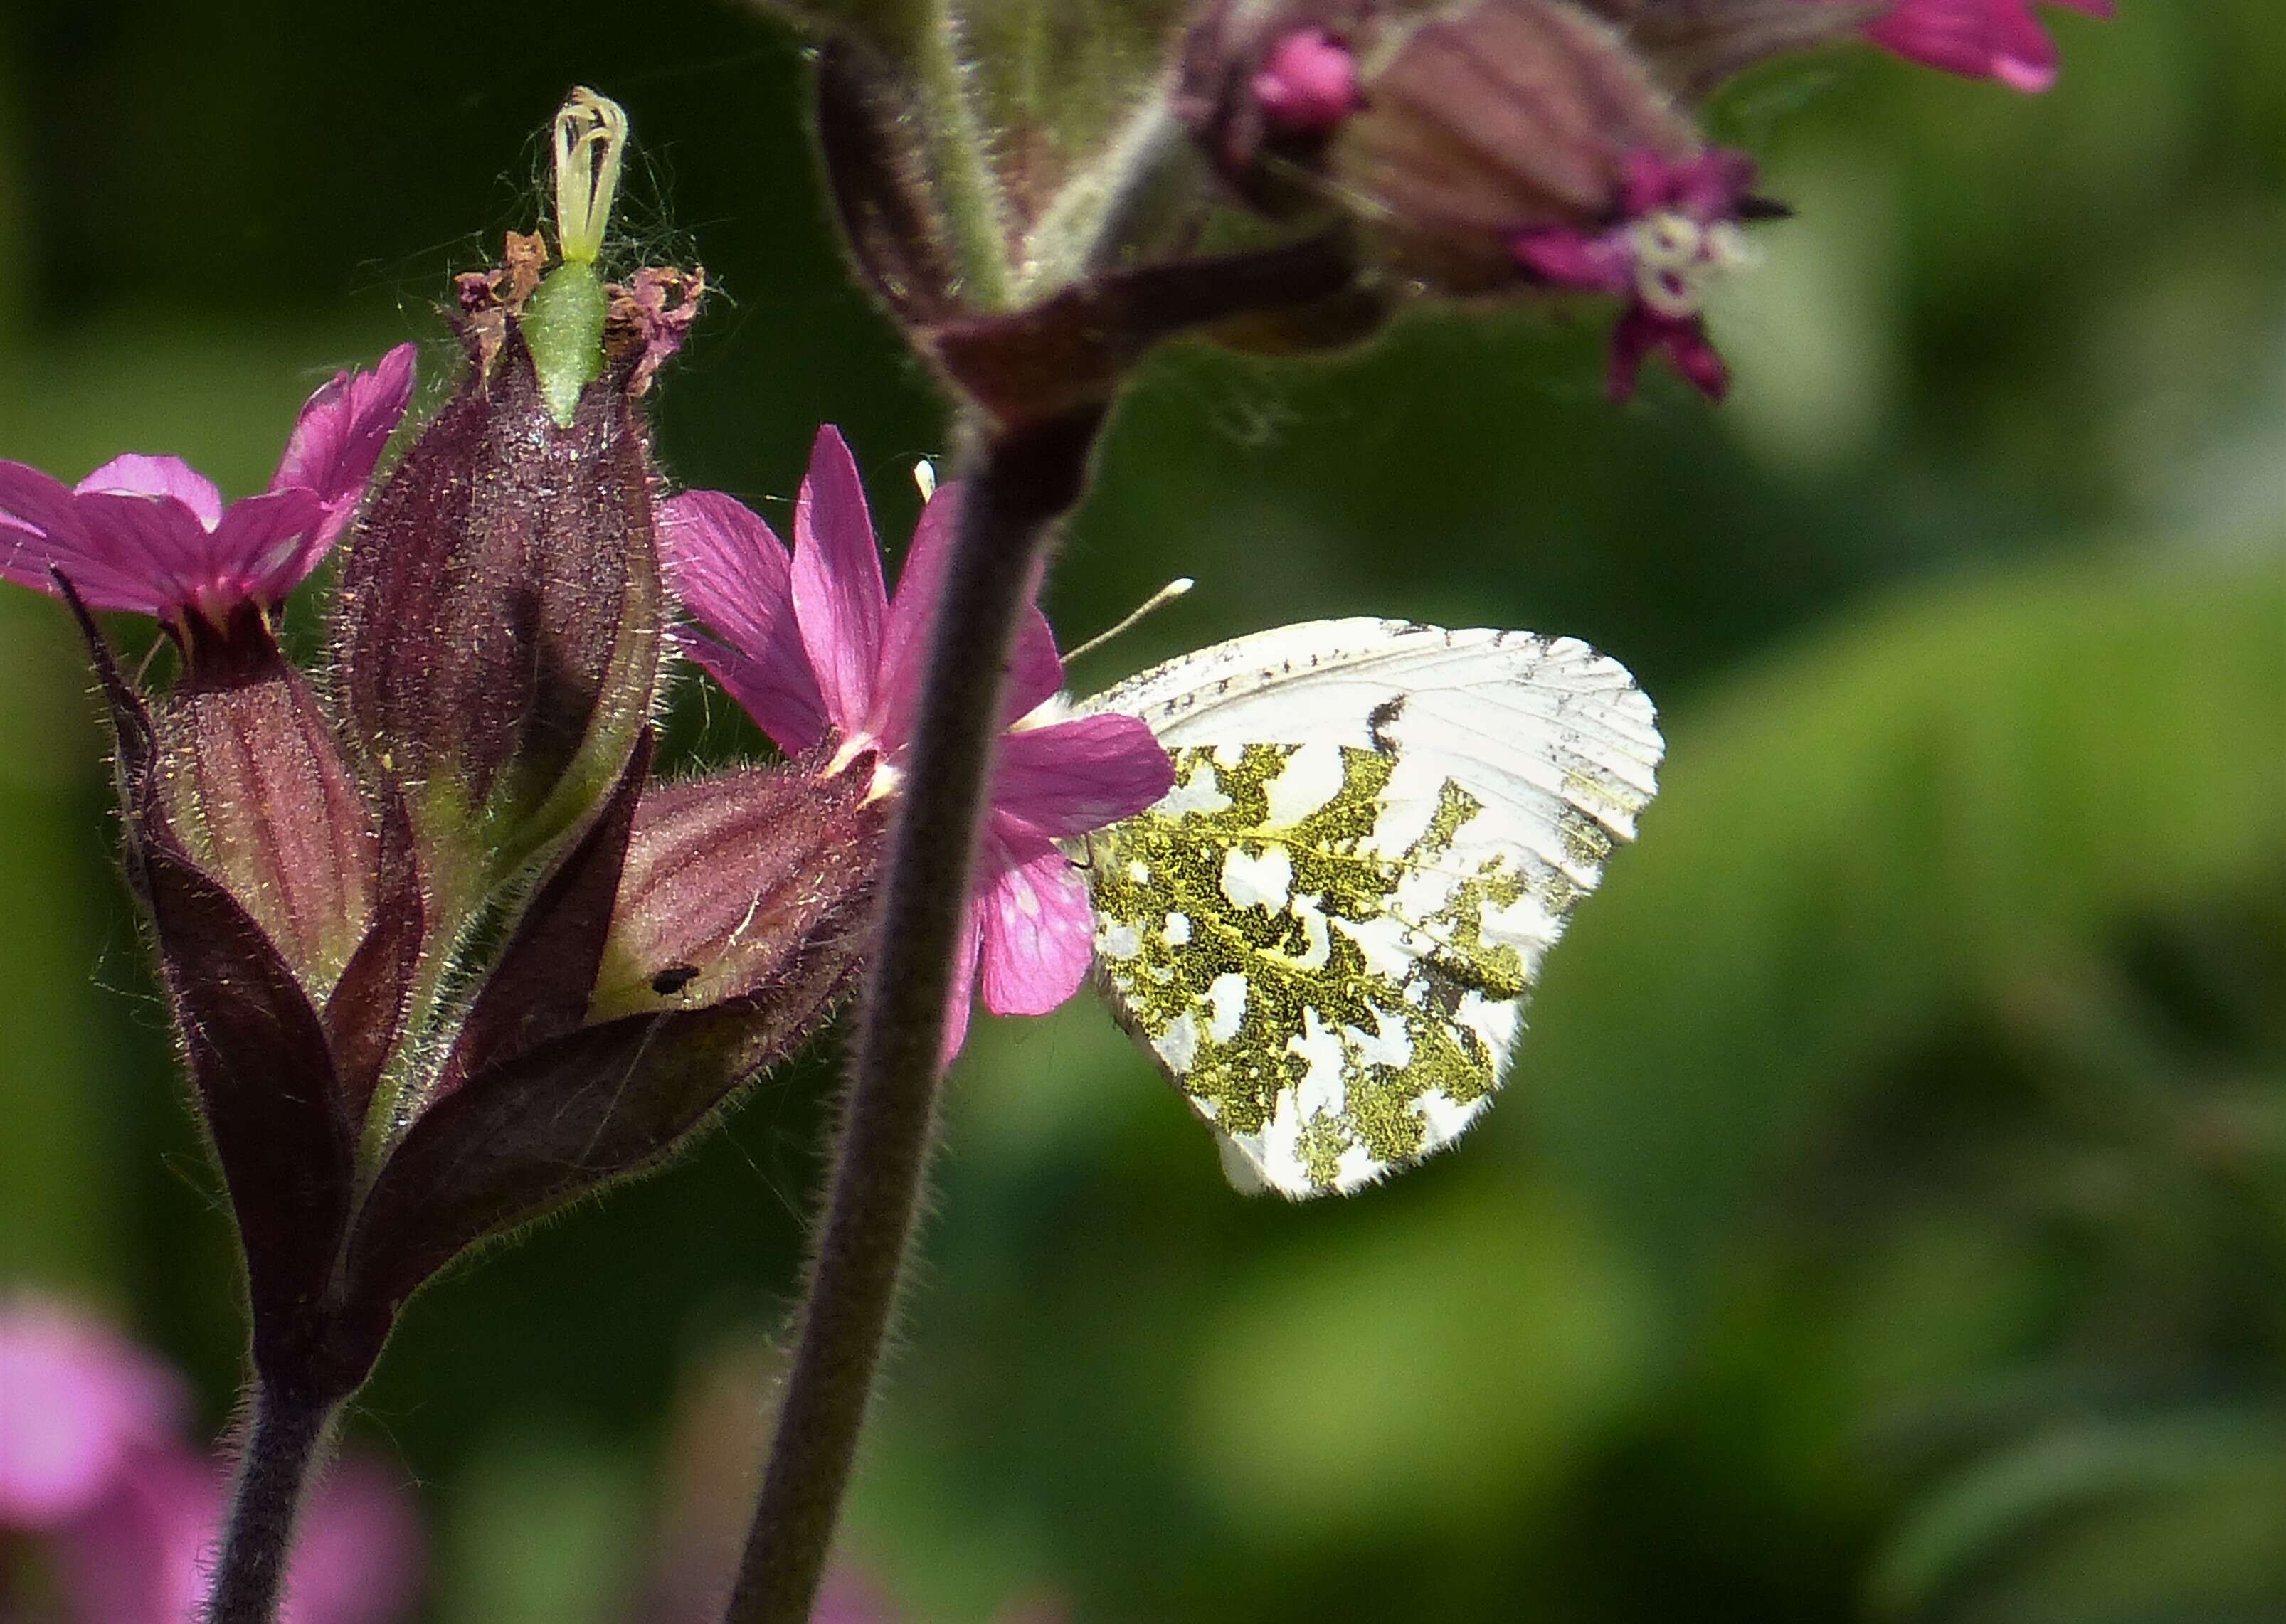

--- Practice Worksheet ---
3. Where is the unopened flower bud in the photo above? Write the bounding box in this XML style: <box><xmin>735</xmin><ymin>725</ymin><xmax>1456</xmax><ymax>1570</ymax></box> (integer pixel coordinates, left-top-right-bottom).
<box><xmin>334</xmin><ymin>319</ymin><xmax>669</xmax><ymax>903</ymax></box>
<box><xmin>1183</xmin><ymin>0</ymin><xmax>1779</xmax><ymax>397</ymax></box>
<box><xmin>587</xmin><ymin>758</ymin><xmax>886</xmax><ymax>1024</ymax></box>
<box><xmin>337</xmin><ymin>751</ymin><xmax>883</xmax><ymax>1326</ymax></box>
<box><xmin>149</xmin><ymin>611</ymin><xmax>379</xmax><ymax>991</ymax></box>
<box><xmin>336</xmin><ymin>101</ymin><xmax>698</xmax><ymax>907</ymax></box>
<box><xmin>1252</xmin><ymin>27</ymin><xmax>1364</xmax><ymax>133</ymax></box>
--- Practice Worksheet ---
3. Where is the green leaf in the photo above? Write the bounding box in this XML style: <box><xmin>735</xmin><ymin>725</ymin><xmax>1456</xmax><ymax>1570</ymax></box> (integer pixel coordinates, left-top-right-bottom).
<box><xmin>1521</xmin><ymin>548</ymin><xmax>2286</xmax><ymax>1291</ymax></box>
<box><xmin>1187</xmin><ymin>1184</ymin><xmax>1658</xmax><ymax>1533</ymax></box>
<box><xmin>1869</xmin><ymin>1411</ymin><xmax>2286</xmax><ymax>1620</ymax></box>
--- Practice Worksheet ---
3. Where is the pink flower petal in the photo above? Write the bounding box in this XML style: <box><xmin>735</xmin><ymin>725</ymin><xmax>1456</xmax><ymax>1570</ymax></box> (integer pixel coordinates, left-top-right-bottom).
<box><xmin>873</xmin><ymin>478</ymin><xmax>961</xmax><ymax>748</ymax></box>
<box><xmin>1002</xmin><ymin>578</ymin><xmax>1066</xmax><ymax>725</ymax></box>
<box><xmin>54</xmin><ymin>1446</ymin><xmax>217</xmax><ymax>1624</ymax></box>
<box><xmin>1252</xmin><ymin>28</ymin><xmax>1363</xmax><ymax>134</ymax></box>
<box><xmin>874</xmin><ymin>481</ymin><xmax>1065</xmax><ymax>745</ymax></box>
<box><xmin>660</xmin><ymin>490</ymin><xmax>830</xmax><ymax>755</ymax></box>
<box><xmin>1863</xmin><ymin>0</ymin><xmax>2110</xmax><ymax>91</ymax></box>
<box><xmin>4</xmin><ymin>463</ymin><xmax>329</xmax><ymax>618</ymax></box>
<box><xmin>67</xmin><ymin>489</ymin><xmax>226</xmax><ymax>612</ymax></box>
<box><xmin>0</xmin><ymin>346</ymin><xmax>410</xmax><ymax>622</ymax></box>
<box><xmin>0</xmin><ymin>461</ymin><xmax>172</xmax><ymax>612</ymax></box>
<box><xmin>1513</xmin><ymin>228</ymin><xmax>1631</xmax><ymax>293</ymax></box>
<box><xmin>975</xmin><ymin>821</ymin><xmax>1098</xmax><ymax>1018</ymax></box>
<box><xmin>77</xmin><ymin>455</ymin><xmax>224</xmax><ymax>530</ymax></box>
<box><xmin>940</xmin><ymin>906</ymin><xmax>983</xmax><ymax>1072</ymax></box>
<box><xmin>0</xmin><ymin>1300</ymin><xmax>186</xmax><ymax>1529</ymax></box>
<box><xmin>271</xmin><ymin>344</ymin><xmax>418</xmax><ymax>551</ymax></box>
<box><xmin>1608</xmin><ymin>306</ymin><xmax>1729</xmax><ymax>403</ymax></box>
<box><xmin>204</xmin><ymin>487</ymin><xmax>329</xmax><ymax>607</ymax></box>
<box><xmin>990</xmin><ymin>714</ymin><xmax>1174</xmax><ymax>838</ymax></box>
<box><xmin>790</xmin><ymin>425</ymin><xmax>889</xmax><ymax>741</ymax></box>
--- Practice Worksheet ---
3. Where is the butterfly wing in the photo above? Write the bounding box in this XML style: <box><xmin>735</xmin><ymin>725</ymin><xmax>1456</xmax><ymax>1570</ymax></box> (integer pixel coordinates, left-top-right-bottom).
<box><xmin>1076</xmin><ymin>619</ymin><xmax>1661</xmax><ymax>1197</ymax></box>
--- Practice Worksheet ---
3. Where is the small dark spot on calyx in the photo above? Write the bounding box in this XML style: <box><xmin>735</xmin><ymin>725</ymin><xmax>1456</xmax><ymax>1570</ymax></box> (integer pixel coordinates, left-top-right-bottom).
<box><xmin>650</xmin><ymin>963</ymin><xmax>700</xmax><ymax>995</ymax></box>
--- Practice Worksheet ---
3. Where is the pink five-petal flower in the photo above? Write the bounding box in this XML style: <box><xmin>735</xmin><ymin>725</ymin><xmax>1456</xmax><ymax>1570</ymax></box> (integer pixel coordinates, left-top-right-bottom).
<box><xmin>1513</xmin><ymin>148</ymin><xmax>1760</xmax><ymax>402</ymax></box>
<box><xmin>660</xmin><ymin>427</ymin><xmax>1175</xmax><ymax>1062</ymax></box>
<box><xmin>0</xmin><ymin>342</ymin><xmax>415</xmax><ymax>622</ymax></box>
<box><xmin>1857</xmin><ymin>0</ymin><xmax>2114</xmax><ymax>92</ymax></box>
<box><xmin>0</xmin><ymin>1300</ymin><xmax>186</xmax><ymax>1530</ymax></box>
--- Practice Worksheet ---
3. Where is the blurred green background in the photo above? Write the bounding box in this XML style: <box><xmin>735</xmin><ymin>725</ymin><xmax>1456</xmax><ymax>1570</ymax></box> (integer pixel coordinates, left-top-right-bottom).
<box><xmin>1</xmin><ymin>2</ymin><xmax>2282</xmax><ymax>1620</ymax></box>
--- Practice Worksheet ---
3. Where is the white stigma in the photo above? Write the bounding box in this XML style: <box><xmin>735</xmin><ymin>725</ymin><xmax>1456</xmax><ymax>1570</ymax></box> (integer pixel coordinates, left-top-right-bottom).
<box><xmin>553</xmin><ymin>87</ymin><xmax>628</xmax><ymax>267</ymax></box>
<box><xmin>1625</xmin><ymin>208</ymin><xmax>1754</xmax><ymax>319</ymax></box>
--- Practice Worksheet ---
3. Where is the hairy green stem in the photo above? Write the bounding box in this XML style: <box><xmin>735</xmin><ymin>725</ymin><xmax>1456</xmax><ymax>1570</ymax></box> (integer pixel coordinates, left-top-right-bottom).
<box><xmin>203</xmin><ymin>1377</ymin><xmax>341</xmax><ymax>1624</ymax></box>
<box><xmin>722</xmin><ymin>405</ymin><xmax>1107</xmax><ymax>1624</ymax></box>
<box><xmin>910</xmin><ymin>2</ymin><xmax>1016</xmax><ymax>309</ymax></box>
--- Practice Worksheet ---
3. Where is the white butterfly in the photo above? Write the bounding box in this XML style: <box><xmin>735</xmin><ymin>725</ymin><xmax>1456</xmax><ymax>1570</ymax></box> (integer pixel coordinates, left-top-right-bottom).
<box><xmin>1073</xmin><ymin>618</ymin><xmax>1662</xmax><ymax>1198</ymax></box>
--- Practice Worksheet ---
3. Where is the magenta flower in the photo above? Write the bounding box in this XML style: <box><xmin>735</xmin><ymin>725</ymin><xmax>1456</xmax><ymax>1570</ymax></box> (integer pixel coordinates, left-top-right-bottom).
<box><xmin>660</xmin><ymin>428</ymin><xmax>1175</xmax><ymax>1059</ymax></box>
<box><xmin>1857</xmin><ymin>0</ymin><xmax>2114</xmax><ymax>92</ymax></box>
<box><xmin>0</xmin><ymin>342</ymin><xmax>415</xmax><ymax>623</ymax></box>
<box><xmin>0</xmin><ymin>1300</ymin><xmax>184</xmax><ymax>1529</ymax></box>
<box><xmin>1512</xmin><ymin>148</ymin><xmax>1761</xmax><ymax>402</ymax></box>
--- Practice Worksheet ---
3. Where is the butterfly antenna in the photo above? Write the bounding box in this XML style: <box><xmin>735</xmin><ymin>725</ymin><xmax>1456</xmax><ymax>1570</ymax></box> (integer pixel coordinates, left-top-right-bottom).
<box><xmin>1067</xmin><ymin>577</ymin><xmax>1195</xmax><ymax>662</ymax></box>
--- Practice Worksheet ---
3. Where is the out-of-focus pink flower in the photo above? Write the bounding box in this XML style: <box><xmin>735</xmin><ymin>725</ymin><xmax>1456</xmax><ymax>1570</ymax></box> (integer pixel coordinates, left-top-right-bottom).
<box><xmin>55</xmin><ymin>1443</ymin><xmax>421</xmax><ymax>1624</ymax></box>
<box><xmin>660</xmin><ymin>428</ymin><xmax>1174</xmax><ymax>1063</ymax></box>
<box><xmin>0</xmin><ymin>1300</ymin><xmax>185</xmax><ymax>1529</ymax></box>
<box><xmin>1250</xmin><ymin>28</ymin><xmax>1362</xmax><ymax>134</ymax></box>
<box><xmin>2</xmin><ymin>1297</ymin><xmax>420</xmax><ymax>1624</ymax></box>
<box><xmin>1858</xmin><ymin>0</ymin><xmax>2114</xmax><ymax>92</ymax></box>
<box><xmin>1513</xmin><ymin>148</ymin><xmax>1761</xmax><ymax>401</ymax></box>
<box><xmin>811</xmin><ymin>1567</ymin><xmax>902</xmax><ymax>1624</ymax></box>
<box><xmin>277</xmin><ymin>1456</ymin><xmax>425</xmax><ymax>1624</ymax></box>
<box><xmin>0</xmin><ymin>343</ymin><xmax>416</xmax><ymax>623</ymax></box>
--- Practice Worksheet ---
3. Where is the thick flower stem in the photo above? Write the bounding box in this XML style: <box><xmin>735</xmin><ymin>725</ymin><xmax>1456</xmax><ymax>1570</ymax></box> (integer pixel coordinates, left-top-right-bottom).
<box><xmin>204</xmin><ymin>1376</ymin><xmax>342</xmax><ymax>1624</ymax></box>
<box><xmin>723</xmin><ymin>404</ymin><xmax>1108</xmax><ymax>1624</ymax></box>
